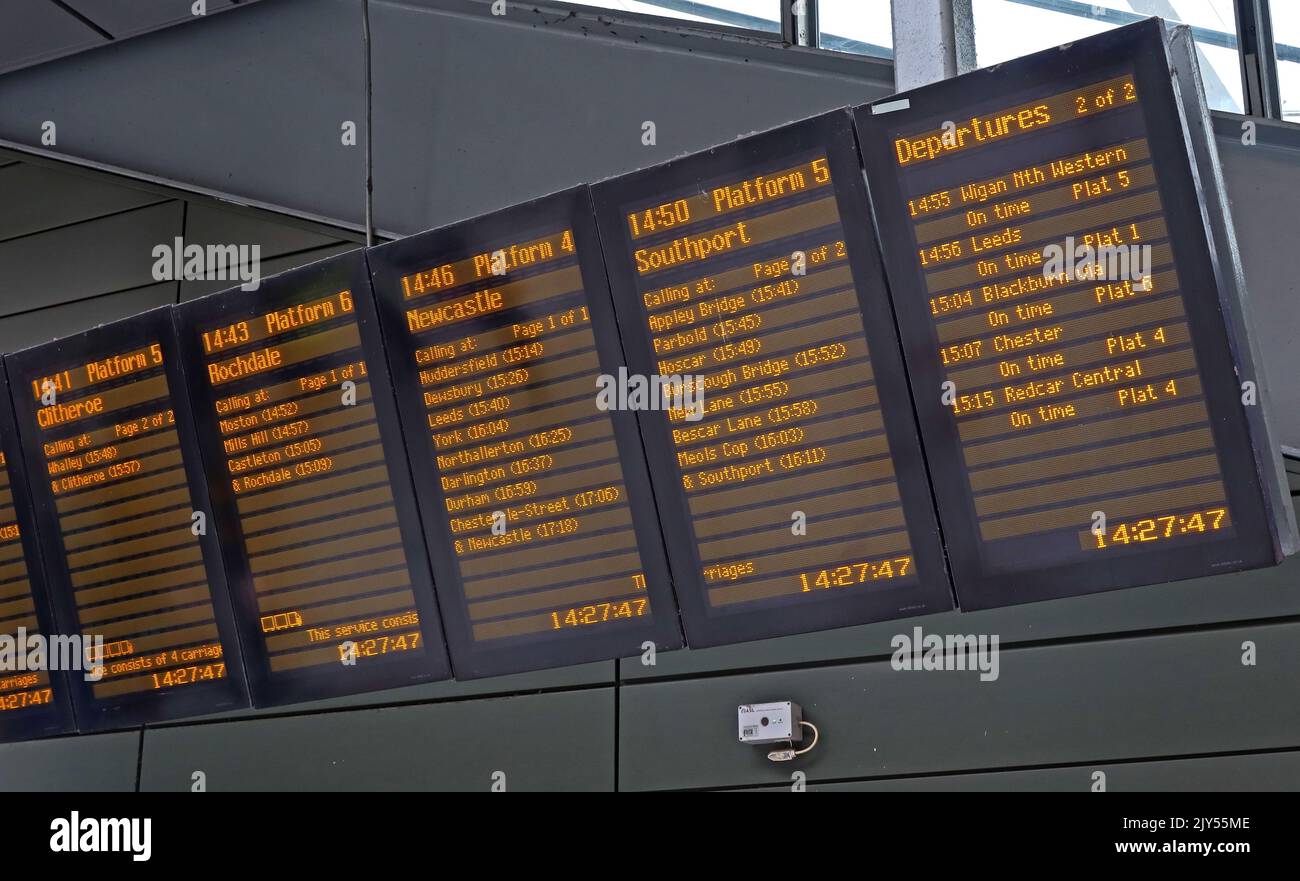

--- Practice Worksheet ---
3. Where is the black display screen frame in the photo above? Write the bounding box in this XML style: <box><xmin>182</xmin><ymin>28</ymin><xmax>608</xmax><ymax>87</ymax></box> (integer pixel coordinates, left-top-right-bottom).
<box><xmin>0</xmin><ymin>369</ymin><xmax>76</xmax><ymax>742</ymax></box>
<box><xmin>854</xmin><ymin>19</ymin><xmax>1288</xmax><ymax>611</ymax></box>
<box><xmin>590</xmin><ymin>109</ymin><xmax>954</xmax><ymax>647</ymax></box>
<box><xmin>173</xmin><ymin>250</ymin><xmax>454</xmax><ymax>706</ymax></box>
<box><xmin>368</xmin><ymin>186</ymin><xmax>685</xmax><ymax>679</ymax></box>
<box><xmin>4</xmin><ymin>307</ymin><xmax>251</xmax><ymax>730</ymax></box>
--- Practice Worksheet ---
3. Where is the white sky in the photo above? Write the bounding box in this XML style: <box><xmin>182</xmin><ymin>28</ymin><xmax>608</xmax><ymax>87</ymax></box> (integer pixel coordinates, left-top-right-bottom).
<box><xmin>564</xmin><ymin>0</ymin><xmax>1298</xmax><ymax>118</ymax></box>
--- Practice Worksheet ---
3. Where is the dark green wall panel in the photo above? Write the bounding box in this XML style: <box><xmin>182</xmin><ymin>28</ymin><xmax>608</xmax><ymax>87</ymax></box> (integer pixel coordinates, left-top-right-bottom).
<box><xmin>0</xmin><ymin>731</ymin><xmax>140</xmax><ymax>791</ymax></box>
<box><xmin>0</xmin><ymin>162</ymin><xmax>166</xmax><ymax>241</ymax></box>
<box><xmin>0</xmin><ymin>281</ymin><xmax>176</xmax><ymax>352</ymax></box>
<box><xmin>178</xmin><ymin>242</ymin><xmax>356</xmax><ymax>301</ymax></box>
<box><xmin>140</xmin><ymin>688</ymin><xmax>615</xmax><ymax>791</ymax></box>
<box><xmin>205</xmin><ymin>660</ymin><xmax>615</xmax><ymax>721</ymax></box>
<box><xmin>183</xmin><ymin>201</ymin><xmax>348</xmax><ymax>259</ymax></box>
<box><xmin>619</xmin><ymin>621</ymin><xmax>1300</xmax><ymax>791</ymax></box>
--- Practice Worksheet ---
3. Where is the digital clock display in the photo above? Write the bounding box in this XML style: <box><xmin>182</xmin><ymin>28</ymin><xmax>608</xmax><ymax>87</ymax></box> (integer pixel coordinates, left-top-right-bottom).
<box><xmin>368</xmin><ymin>187</ymin><xmax>683</xmax><ymax>678</ymax></box>
<box><xmin>855</xmin><ymin>19</ymin><xmax>1294</xmax><ymax>609</ymax></box>
<box><xmin>5</xmin><ymin>308</ymin><xmax>249</xmax><ymax>729</ymax></box>
<box><xmin>591</xmin><ymin>110</ymin><xmax>953</xmax><ymax>647</ymax></box>
<box><xmin>174</xmin><ymin>251</ymin><xmax>452</xmax><ymax>705</ymax></box>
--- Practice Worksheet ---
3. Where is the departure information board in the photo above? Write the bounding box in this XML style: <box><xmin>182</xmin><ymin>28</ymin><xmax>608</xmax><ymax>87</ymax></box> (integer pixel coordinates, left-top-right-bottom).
<box><xmin>175</xmin><ymin>252</ymin><xmax>451</xmax><ymax>704</ymax></box>
<box><xmin>856</xmin><ymin>19</ymin><xmax>1293</xmax><ymax>609</ymax></box>
<box><xmin>0</xmin><ymin>371</ymin><xmax>75</xmax><ymax>742</ymax></box>
<box><xmin>369</xmin><ymin>187</ymin><xmax>682</xmax><ymax>678</ymax></box>
<box><xmin>592</xmin><ymin>111</ymin><xmax>952</xmax><ymax>647</ymax></box>
<box><xmin>5</xmin><ymin>308</ymin><xmax>248</xmax><ymax>729</ymax></box>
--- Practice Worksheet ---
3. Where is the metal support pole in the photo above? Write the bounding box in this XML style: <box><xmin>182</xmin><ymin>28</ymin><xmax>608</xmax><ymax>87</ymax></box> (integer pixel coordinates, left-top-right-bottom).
<box><xmin>1236</xmin><ymin>0</ymin><xmax>1283</xmax><ymax>119</ymax></box>
<box><xmin>891</xmin><ymin>0</ymin><xmax>977</xmax><ymax>91</ymax></box>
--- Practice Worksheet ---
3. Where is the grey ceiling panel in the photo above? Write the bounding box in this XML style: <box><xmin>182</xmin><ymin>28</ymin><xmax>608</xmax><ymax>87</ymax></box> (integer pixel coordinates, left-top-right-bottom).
<box><xmin>0</xmin><ymin>280</ymin><xmax>176</xmax><ymax>353</ymax></box>
<box><xmin>177</xmin><ymin>242</ymin><xmax>356</xmax><ymax>300</ymax></box>
<box><xmin>619</xmin><ymin>620</ymin><xmax>1300</xmax><ymax>790</ymax></box>
<box><xmin>203</xmin><ymin>660</ymin><xmax>615</xmax><ymax>721</ymax></box>
<box><xmin>0</xmin><ymin>730</ymin><xmax>140</xmax><ymax>792</ymax></box>
<box><xmin>0</xmin><ymin>0</ymin><xmax>106</xmax><ymax>76</ymax></box>
<box><xmin>141</xmin><ymin>689</ymin><xmax>616</xmax><ymax>791</ymax></box>
<box><xmin>183</xmin><ymin>201</ymin><xmax>348</xmax><ymax>258</ymax></box>
<box><xmin>0</xmin><ymin>200</ymin><xmax>182</xmax><ymax>316</ymax></box>
<box><xmin>0</xmin><ymin>161</ymin><xmax>167</xmax><ymax>241</ymax></box>
<box><xmin>62</xmin><ymin>0</ymin><xmax>237</xmax><ymax>39</ymax></box>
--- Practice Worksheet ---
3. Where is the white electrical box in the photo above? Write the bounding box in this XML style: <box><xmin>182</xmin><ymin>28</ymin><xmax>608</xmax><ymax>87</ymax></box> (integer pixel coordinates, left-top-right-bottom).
<box><xmin>737</xmin><ymin>701</ymin><xmax>803</xmax><ymax>745</ymax></box>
